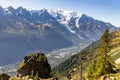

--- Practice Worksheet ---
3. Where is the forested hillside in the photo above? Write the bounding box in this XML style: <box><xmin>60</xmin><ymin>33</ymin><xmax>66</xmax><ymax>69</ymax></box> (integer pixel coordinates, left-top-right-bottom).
<box><xmin>53</xmin><ymin>30</ymin><xmax>120</xmax><ymax>80</ymax></box>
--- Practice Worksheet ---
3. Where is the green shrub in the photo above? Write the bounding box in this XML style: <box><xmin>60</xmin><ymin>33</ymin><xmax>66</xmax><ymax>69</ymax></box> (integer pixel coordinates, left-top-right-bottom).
<box><xmin>33</xmin><ymin>72</ymin><xmax>39</xmax><ymax>80</ymax></box>
<box><xmin>10</xmin><ymin>76</ymin><xmax>18</xmax><ymax>80</ymax></box>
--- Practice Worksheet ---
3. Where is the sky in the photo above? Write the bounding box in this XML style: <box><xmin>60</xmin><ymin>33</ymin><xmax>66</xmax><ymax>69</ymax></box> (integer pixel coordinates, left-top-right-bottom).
<box><xmin>0</xmin><ymin>0</ymin><xmax>120</xmax><ymax>27</ymax></box>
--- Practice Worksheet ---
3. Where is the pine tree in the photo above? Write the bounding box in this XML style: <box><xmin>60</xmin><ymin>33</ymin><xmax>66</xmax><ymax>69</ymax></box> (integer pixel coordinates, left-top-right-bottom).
<box><xmin>86</xmin><ymin>29</ymin><xmax>114</xmax><ymax>79</ymax></box>
<box><xmin>100</xmin><ymin>28</ymin><xmax>109</xmax><ymax>62</ymax></box>
<box><xmin>100</xmin><ymin>28</ymin><xmax>113</xmax><ymax>75</ymax></box>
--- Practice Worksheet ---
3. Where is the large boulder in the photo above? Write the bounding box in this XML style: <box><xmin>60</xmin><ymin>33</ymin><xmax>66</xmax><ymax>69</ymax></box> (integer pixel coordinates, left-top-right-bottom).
<box><xmin>17</xmin><ymin>52</ymin><xmax>52</xmax><ymax>79</ymax></box>
<box><xmin>0</xmin><ymin>73</ymin><xmax>10</xmax><ymax>80</ymax></box>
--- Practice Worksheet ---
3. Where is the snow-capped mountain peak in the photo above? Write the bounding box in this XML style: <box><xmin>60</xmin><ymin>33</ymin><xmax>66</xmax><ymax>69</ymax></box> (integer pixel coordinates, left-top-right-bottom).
<box><xmin>45</xmin><ymin>9</ymin><xmax>82</xmax><ymax>19</ymax></box>
<box><xmin>0</xmin><ymin>6</ymin><xmax>117</xmax><ymax>69</ymax></box>
<box><xmin>1</xmin><ymin>6</ymin><xmax>116</xmax><ymax>35</ymax></box>
<box><xmin>45</xmin><ymin>9</ymin><xmax>84</xmax><ymax>29</ymax></box>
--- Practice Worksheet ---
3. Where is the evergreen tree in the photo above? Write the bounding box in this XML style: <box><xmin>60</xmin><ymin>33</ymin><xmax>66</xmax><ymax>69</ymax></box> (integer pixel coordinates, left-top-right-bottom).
<box><xmin>100</xmin><ymin>28</ymin><xmax>109</xmax><ymax>62</ymax></box>
<box><xmin>100</xmin><ymin>28</ymin><xmax>113</xmax><ymax>75</ymax></box>
<box><xmin>86</xmin><ymin>29</ymin><xmax>114</xmax><ymax>80</ymax></box>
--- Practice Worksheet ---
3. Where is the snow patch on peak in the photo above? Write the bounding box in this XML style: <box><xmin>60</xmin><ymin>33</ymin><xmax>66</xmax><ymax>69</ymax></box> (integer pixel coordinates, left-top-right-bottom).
<box><xmin>66</xmin><ymin>25</ymin><xmax>76</xmax><ymax>33</ymax></box>
<box><xmin>55</xmin><ymin>9</ymin><xmax>74</xmax><ymax>15</ymax></box>
<box><xmin>76</xmin><ymin>13</ymin><xmax>83</xmax><ymax>17</ymax></box>
<box><xmin>47</xmin><ymin>9</ymin><xmax>57</xmax><ymax>17</ymax></box>
<box><xmin>47</xmin><ymin>9</ymin><xmax>77</xmax><ymax>20</ymax></box>
<box><xmin>4</xmin><ymin>7</ymin><xmax>13</xmax><ymax>14</ymax></box>
<box><xmin>4</xmin><ymin>8</ymin><xmax>11</xmax><ymax>14</ymax></box>
<box><xmin>75</xmin><ymin>13</ymin><xmax>83</xmax><ymax>28</ymax></box>
<box><xmin>76</xmin><ymin>17</ymin><xmax>80</xmax><ymax>28</ymax></box>
<box><xmin>55</xmin><ymin>9</ymin><xmax>76</xmax><ymax>20</ymax></box>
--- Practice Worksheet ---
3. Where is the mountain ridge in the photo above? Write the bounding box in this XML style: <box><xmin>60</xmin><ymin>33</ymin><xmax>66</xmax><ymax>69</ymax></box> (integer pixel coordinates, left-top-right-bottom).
<box><xmin>0</xmin><ymin>5</ymin><xmax>117</xmax><ymax>67</ymax></box>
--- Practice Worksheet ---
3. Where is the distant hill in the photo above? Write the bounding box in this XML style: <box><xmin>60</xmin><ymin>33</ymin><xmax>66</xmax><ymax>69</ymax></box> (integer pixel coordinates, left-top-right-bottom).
<box><xmin>53</xmin><ymin>30</ymin><xmax>120</xmax><ymax>79</ymax></box>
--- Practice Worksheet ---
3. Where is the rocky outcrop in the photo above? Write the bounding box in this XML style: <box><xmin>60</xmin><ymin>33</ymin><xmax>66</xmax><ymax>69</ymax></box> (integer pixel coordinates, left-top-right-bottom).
<box><xmin>0</xmin><ymin>73</ymin><xmax>10</xmax><ymax>80</ymax></box>
<box><xmin>17</xmin><ymin>52</ymin><xmax>52</xmax><ymax>79</ymax></box>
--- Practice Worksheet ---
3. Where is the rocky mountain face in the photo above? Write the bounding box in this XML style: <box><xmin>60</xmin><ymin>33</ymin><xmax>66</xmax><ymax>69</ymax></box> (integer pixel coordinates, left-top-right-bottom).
<box><xmin>0</xmin><ymin>6</ymin><xmax>116</xmax><ymax>66</ymax></box>
<box><xmin>17</xmin><ymin>52</ymin><xmax>52</xmax><ymax>79</ymax></box>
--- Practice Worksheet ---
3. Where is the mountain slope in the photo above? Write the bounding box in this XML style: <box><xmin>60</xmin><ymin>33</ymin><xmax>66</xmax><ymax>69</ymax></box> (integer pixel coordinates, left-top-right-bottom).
<box><xmin>53</xmin><ymin>30</ymin><xmax>120</xmax><ymax>79</ymax></box>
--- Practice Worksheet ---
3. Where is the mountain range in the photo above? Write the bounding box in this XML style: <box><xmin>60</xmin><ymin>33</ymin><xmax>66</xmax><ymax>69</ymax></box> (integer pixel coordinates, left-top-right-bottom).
<box><xmin>0</xmin><ymin>6</ymin><xmax>116</xmax><ymax>67</ymax></box>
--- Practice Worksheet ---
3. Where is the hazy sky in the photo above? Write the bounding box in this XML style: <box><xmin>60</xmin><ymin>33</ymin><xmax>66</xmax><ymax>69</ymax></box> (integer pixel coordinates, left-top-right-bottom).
<box><xmin>0</xmin><ymin>0</ymin><xmax>120</xmax><ymax>26</ymax></box>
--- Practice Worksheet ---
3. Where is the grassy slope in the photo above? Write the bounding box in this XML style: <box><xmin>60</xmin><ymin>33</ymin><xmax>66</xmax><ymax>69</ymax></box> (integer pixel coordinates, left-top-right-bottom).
<box><xmin>53</xmin><ymin>30</ymin><xmax>120</xmax><ymax>79</ymax></box>
<box><xmin>110</xmin><ymin>30</ymin><xmax>120</xmax><ymax>64</ymax></box>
